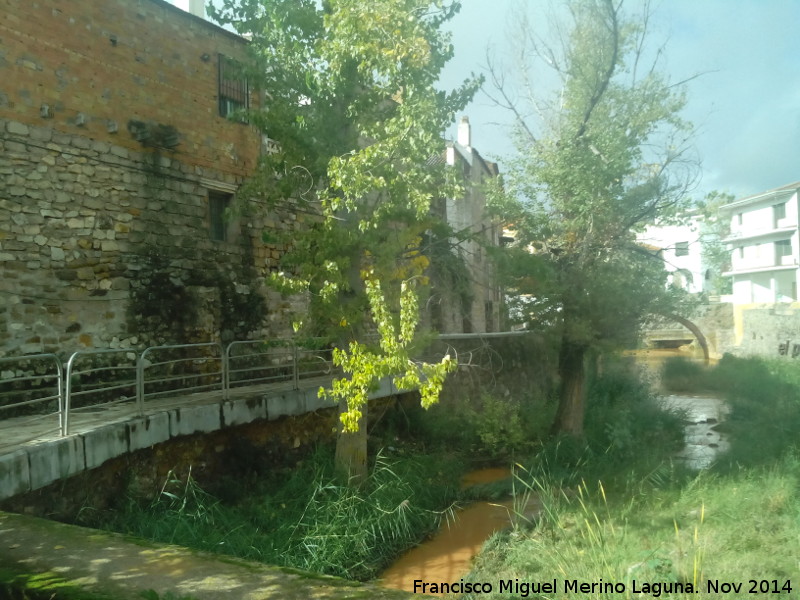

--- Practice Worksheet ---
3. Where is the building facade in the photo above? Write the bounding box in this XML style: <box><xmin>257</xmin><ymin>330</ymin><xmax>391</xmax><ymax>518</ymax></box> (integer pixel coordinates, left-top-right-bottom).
<box><xmin>639</xmin><ymin>212</ymin><xmax>711</xmax><ymax>295</ymax></box>
<box><xmin>0</xmin><ymin>0</ymin><xmax>302</xmax><ymax>355</ymax></box>
<box><xmin>720</xmin><ymin>182</ymin><xmax>800</xmax><ymax>354</ymax></box>
<box><xmin>428</xmin><ymin>117</ymin><xmax>502</xmax><ymax>334</ymax></box>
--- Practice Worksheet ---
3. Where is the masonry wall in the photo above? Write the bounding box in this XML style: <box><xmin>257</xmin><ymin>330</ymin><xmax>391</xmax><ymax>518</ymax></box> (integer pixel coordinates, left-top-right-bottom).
<box><xmin>0</xmin><ymin>1</ymin><xmax>309</xmax><ymax>356</ymax></box>
<box><xmin>0</xmin><ymin>0</ymin><xmax>260</xmax><ymax>175</ymax></box>
<box><xmin>0</xmin><ymin>118</ymin><xmax>304</xmax><ymax>356</ymax></box>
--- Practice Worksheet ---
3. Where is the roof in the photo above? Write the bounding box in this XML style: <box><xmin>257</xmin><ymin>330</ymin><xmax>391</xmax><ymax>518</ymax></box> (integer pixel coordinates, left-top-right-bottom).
<box><xmin>720</xmin><ymin>181</ymin><xmax>800</xmax><ymax>212</ymax></box>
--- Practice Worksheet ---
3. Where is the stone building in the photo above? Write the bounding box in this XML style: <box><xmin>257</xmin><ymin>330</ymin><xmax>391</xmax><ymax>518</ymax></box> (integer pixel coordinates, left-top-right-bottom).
<box><xmin>428</xmin><ymin>117</ymin><xmax>502</xmax><ymax>334</ymax></box>
<box><xmin>0</xmin><ymin>0</ymin><xmax>301</xmax><ymax>355</ymax></box>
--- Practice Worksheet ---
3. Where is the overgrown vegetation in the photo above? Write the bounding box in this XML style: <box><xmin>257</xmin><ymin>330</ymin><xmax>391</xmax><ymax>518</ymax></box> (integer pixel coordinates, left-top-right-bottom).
<box><xmin>77</xmin><ymin>448</ymin><xmax>463</xmax><ymax>582</ymax></box>
<box><xmin>460</xmin><ymin>355</ymin><xmax>800</xmax><ymax>599</ymax></box>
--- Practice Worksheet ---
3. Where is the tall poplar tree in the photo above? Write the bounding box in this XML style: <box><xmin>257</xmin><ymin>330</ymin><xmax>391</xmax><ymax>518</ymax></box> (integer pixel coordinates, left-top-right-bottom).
<box><xmin>489</xmin><ymin>0</ymin><xmax>697</xmax><ymax>436</ymax></box>
<box><xmin>209</xmin><ymin>0</ymin><xmax>478</xmax><ymax>479</ymax></box>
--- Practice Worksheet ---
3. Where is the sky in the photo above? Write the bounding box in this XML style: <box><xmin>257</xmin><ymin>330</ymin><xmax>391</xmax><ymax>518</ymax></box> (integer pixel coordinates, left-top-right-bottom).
<box><xmin>174</xmin><ymin>0</ymin><xmax>800</xmax><ymax>201</ymax></box>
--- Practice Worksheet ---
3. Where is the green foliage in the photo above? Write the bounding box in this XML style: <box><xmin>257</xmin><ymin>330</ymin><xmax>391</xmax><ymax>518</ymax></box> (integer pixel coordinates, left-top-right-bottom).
<box><xmin>697</xmin><ymin>190</ymin><xmax>735</xmax><ymax>295</ymax></box>
<box><xmin>465</xmin><ymin>393</ymin><xmax>527</xmax><ymax>458</ymax></box>
<box><xmin>140</xmin><ymin>592</ymin><xmax>198</xmax><ymax>600</ymax></box>
<box><xmin>320</xmin><ymin>276</ymin><xmax>456</xmax><ymax>432</ymax></box>
<box><xmin>209</xmin><ymin>1</ymin><xmax>479</xmax><ymax>451</ymax></box>
<box><xmin>78</xmin><ymin>449</ymin><xmax>463</xmax><ymax>582</ymax></box>
<box><xmin>489</xmin><ymin>0</ymin><xmax>697</xmax><ymax>434</ymax></box>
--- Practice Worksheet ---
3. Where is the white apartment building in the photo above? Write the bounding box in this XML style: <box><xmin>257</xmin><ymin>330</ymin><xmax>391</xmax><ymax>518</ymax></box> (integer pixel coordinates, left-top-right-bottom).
<box><xmin>639</xmin><ymin>211</ymin><xmax>711</xmax><ymax>295</ymax></box>
<box><xmin>721</xmin><ymin>182</ymin><xmax>800</xmax><ymax>305</ymax></box>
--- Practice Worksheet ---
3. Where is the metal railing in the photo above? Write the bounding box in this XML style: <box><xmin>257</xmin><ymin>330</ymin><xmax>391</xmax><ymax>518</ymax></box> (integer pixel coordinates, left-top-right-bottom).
<box><xmin>0</xmin><ymin>332</ymin><xmax>528</xmax><ymax>445</ymax></box>
<box><xmin>63</xmin><ymin>349</ymin><xmax>139</xmax><ymax>436</ymax></box>
<box><xmin>0</xmin><ymin>354</ymin><xmax>64</xmax><ymax>444</ymax></box>
<box><xmin>0</xmin><ymin>338</ymin><xmax>339</xmax><ymax>443</ymax></box>
<box><xmin>137</xmin><ymin>342</ymin><xmax>224</xmax><ymax>409</ymax></box>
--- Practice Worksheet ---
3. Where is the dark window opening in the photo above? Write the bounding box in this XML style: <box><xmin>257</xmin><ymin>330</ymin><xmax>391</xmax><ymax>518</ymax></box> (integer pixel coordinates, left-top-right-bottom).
<box><xmin>675</xmin><ymin>241</ymin><xmax>689</xmax><ymax>257</ymax></box>
<box><xmin>218</xmin><ymin>55</ymin><xmax>248</xmax><ymax>118</ymax></box>
<box><xmin>776</xmin><ymin>239</ymin><xmax>792</xmax><ymax>258</ymax></box>
<box><xmin>209</xmin><ymin>191</ymin><xmax>232</xmax><ymax>241</ymax></box>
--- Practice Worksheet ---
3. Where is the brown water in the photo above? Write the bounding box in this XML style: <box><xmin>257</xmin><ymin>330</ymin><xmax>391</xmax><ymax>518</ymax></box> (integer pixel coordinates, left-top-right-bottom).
<box><xmin>378</xmin><ymin>468</ymin><xmax>522</xmax><ymax>595</ymax></box>
<box><xmin>380</xmin><ymin>351</ymin><xmax>728</xmax><ymax>593</ymax></box>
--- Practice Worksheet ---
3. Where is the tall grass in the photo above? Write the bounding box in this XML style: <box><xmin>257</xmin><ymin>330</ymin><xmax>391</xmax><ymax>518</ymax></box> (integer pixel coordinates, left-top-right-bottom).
<box><xmin>462</xmin><ymin>356</ymin><xmax>800</xmax><ymax>599</ymax></box>
<box><xmin>77</xmin><ymin>448</ymin><xmax>462</xmax><ymax>581</ymax></box>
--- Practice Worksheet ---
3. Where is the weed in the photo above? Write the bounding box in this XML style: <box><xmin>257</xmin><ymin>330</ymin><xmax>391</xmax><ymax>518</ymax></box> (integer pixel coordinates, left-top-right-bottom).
<box><xmin>78</xmin><ymin>448</ymin><xmax>463</xmax><ymax>582</ymax></box>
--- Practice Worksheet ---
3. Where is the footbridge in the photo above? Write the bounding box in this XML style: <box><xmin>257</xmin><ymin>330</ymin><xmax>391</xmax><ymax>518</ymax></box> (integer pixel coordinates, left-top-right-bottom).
<box><xmin>0</xmin><ymin>333</ymin><xmax>522</xmax><ymax>502</ymax></box>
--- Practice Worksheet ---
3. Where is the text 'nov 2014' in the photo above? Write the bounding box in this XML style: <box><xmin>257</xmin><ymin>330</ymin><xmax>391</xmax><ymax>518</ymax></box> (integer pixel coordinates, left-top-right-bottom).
<box><xmin>412</xmin><ymin>578</ymin><xmax>793</xmax><ymax>597</ymax></box>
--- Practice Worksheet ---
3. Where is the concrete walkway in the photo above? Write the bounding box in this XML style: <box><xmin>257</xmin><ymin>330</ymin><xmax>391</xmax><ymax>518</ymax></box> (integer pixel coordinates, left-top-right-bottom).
<box><xmin>0</xmin><ymin>511</ymin><xmax>432</xmax><ymax>600</ymax></box>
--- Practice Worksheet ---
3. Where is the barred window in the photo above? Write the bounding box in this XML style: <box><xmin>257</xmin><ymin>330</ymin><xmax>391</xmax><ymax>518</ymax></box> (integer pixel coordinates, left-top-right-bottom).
<box><xmin>218</xmin><ymin>55</ymin><xmax>248</xmax><ymax>118</ymax></box>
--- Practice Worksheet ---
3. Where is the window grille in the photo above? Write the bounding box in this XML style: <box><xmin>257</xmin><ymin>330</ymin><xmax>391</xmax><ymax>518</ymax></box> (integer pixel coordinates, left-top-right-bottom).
<box><xmin>218</xmin><ymin>55</ymin><xmax>248</xmax><ymax>118</ymax></box>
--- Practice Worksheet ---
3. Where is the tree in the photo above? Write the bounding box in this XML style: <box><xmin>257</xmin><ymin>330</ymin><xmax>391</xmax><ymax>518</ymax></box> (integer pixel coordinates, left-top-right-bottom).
<box><xmin>488</xmin><ymin>0</ymin><xmax>697</xmax><ymax>436</ymax></box>
<box><xmin>698</xmin><ymin>190</ymin><xmax>735</xmax><ymax>296</ymax></box>
<box><xmin>209</xmin><ymin>0</ymin><xmax>477</xmax><ymax>480</ymax></box>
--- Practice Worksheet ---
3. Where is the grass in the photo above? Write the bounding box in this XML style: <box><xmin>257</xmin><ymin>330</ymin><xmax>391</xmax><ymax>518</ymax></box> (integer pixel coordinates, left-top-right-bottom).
<box><xmin>460</xmin><ymin>354</ymin><xmax>800</xmax><ymax>599</ymax></box>
<box><xmin>76</xmin><ymin>447</ymin><xmax>463</xmax><ymax>582</ymax></box>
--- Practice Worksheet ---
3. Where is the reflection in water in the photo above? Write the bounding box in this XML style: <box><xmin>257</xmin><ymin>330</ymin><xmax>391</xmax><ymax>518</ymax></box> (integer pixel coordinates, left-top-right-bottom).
<box><xmin>379</xmin><ymin>468</ymin><xmax>514</xmax><ymax>595</ymax></box>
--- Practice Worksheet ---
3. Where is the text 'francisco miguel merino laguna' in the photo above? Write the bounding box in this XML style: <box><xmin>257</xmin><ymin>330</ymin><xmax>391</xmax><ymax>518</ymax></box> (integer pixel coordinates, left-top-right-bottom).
<box><xmin>413</xmin><ymin>578</ymin><xmax>699</xmax><ymax>597</ymax></box>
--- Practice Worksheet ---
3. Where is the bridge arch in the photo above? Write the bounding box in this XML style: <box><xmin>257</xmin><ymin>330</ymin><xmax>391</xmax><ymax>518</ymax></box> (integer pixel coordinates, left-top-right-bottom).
<box><xmin>658</xmin><ymin>313</ymin><xmax>710</xmax><ymax>363</ymax></box>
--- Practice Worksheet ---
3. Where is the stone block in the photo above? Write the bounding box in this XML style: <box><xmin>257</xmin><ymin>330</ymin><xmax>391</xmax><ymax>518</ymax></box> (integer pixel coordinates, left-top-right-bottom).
<box><xmin>222</xmin><ymin>395</ymin><xmax>267</xmax><ymax>427</ymax></box>
<box><xmin>0</xmin><ymin>450</ymin><xmax>30</xmax><ymax>501</ymax></box>
<box><xmin>267</xmin><ymin>390</ymin><xmax>307</xmax><ymax>420</ymax></box>
<box><xmin>168</xmin><ymin>404</ymin><xmax>221</xmax><ymax>437</ymax></box>
<box><xmin>127</xmin><ymin>412</ymin><xmax>170</xmax><ymax>452</ymax></box>
<box><xmin>82</xmin><ymin>423</ymin><xmax>129</xmax><ymax>469</ymax></box>
<box><xmin>27</xmin><ymin>436</ymin><xmax>85</xmax><ymax>491</ymax></box>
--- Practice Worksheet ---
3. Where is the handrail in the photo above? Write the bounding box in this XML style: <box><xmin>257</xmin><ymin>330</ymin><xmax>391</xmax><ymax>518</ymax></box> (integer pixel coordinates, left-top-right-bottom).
<box><xmin>137</xmin><ymin>342</ymin><xmax>224</xmax><ymax>411</ymax></box>
<box><xmin>0</xmin><ymin>353</ymin><xmax>63</xmax><ymax>442</ymax></box>
<box><xmin>63</xmin><ymin>349</ymin><xmax>138</xmax><ymax>435</ymax></box>
<box><xmin>1</xmin><ymin>332</ymin><xmax>530</xmax><ymax>445</ymax></box>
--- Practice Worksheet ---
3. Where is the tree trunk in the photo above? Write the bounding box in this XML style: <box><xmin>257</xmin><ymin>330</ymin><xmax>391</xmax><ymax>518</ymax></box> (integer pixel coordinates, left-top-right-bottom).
<box><xmin>550</xmin><ymin>339</ymin><xmax>588</xmax><ymax>437</ymax></box>
<box><xmin>334</xmin><ymin>247</ymin><xmax>369</xmax><ymax>485</ymax></box>
<box><xmin>335</xmin><ymin>399</ymin><xmax>368</xmax><ymax>485</ymax></box>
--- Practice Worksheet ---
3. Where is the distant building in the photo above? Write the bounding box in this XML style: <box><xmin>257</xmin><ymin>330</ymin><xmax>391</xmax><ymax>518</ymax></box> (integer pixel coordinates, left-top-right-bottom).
<box><xmin>719</xmin><ymin>182</ymin><xmax>800</xmax><ymax>355</ymax></box>
<box><xmin>721</xmin><ymin>183</ymin><xmax>799</xmax><ymax>304</ymax></box>
<box><xmin>427</xmin><ymin>117</ymin><xmax>502</xmax><ymax>333</ymax></box>
<box><xmin>639</xmin><ymin>212</ymin><xmax>711</xmax><ymax>295</ymax></box>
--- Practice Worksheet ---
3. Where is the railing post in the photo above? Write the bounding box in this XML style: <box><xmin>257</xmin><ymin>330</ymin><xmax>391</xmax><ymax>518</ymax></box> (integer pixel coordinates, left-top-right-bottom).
<box><xmin>136</xmin><ymin>350</ymin><xmax>145</xmax><ymax>416</ymax></box>
<box><xmin>63</xmin><ymin>352</ymin><xmax>78</xmax><ymax>436</ymax></box>
<box><xmin>223</xmin><ymin>342</ymin><xmax>231</xmax><ymax>401</ymax></box>
<box><xmin>292</xmin><ymin>341</ymin><xmax>299</xmax><ymax>390</ymax></box>
<box><xmin>56</xmin><ymin>356</ymin><xmax>65</xmax><ymax>437</ymax></box>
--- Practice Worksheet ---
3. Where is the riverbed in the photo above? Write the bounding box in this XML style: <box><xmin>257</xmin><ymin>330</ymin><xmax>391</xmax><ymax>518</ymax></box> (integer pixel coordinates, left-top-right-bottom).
<box><xmin>379</xmin><ymin>351</ymin><xmax>730</xmax><ymax>594</ymax></box>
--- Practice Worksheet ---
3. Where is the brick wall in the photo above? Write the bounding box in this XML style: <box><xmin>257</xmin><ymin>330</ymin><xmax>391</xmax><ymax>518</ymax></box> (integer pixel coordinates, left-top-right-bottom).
<box><xmin>0</xmin><ymin>0</ymin><xmax>260</xmax><ymax>174</ymax></box>
<box><xmin>0</xmin><ymin>0</ymin><xmax>308</xmax><ymax>356</ymax></box>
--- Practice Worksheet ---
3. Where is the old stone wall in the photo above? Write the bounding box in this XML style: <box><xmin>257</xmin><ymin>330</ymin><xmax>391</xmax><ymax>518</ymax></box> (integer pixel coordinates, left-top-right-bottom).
<box><xmin>0</xmin><ymin>0</ymin><xmax>313</xmax><ymax>356</ymax></box>
<box><xmin>0</xmin><ymin>118</ymin><xmax>303</xmax><ymax>355</ymax></box>
<box><xmin>734</xmin><ymin>303</ymin><xmax>800</xmax><ymax>359</ymax></box>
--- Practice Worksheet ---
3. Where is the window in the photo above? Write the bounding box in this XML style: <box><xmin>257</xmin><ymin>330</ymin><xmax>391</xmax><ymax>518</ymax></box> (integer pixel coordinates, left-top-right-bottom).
<box><xmin>218</xmin><ymin>55</ymin><xmax>248</xmax><ymax>118</ymax></box>
<box><xmin>736</xmin><ymin>213</ymin><xmax>743</xmax><ymax>226</ymax></box>
<box><xmin>776</xmin><ymin>239</ymin><xmax>792</xmax><ymax>259</ymax></box>
<box><xmin>775</xmin><ymin>202</ymin><xmax>787</xmax><ymax>220</ymax></box>
<box><xmin>675</xmin><ymin>241</ymin><xmax>689</xmax><ymax>257</ymax></box>
<box><xmin>209</xmin><ymin>191</ymin><xmax>232</xmax><ymax>241</ymax></box>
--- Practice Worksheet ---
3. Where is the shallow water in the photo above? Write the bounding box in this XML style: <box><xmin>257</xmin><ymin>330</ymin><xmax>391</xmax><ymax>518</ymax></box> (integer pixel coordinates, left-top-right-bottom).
<box><xmin>379</xmin><ymin>468</ymin><xmax>517</xmax><ymax>595</ymax></box>
<box><xmin>380</xmin><ymin>352</ymin><xmax>729</xmax><ymax>592</ymax></box>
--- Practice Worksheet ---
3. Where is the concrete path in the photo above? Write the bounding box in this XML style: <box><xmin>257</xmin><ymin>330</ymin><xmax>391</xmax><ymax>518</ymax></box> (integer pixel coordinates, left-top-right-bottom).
<box><xmin>0</xmin><ymin>511</ymin><xmax>431</xmax><ymax>600</ymax></box>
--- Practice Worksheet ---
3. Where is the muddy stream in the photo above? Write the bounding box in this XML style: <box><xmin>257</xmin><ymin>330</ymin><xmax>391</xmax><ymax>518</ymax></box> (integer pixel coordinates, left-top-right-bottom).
<box><xmin>379</xmin><ymin>350</ymin><xmax>728</xmax><ymax>594</ymax></box>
